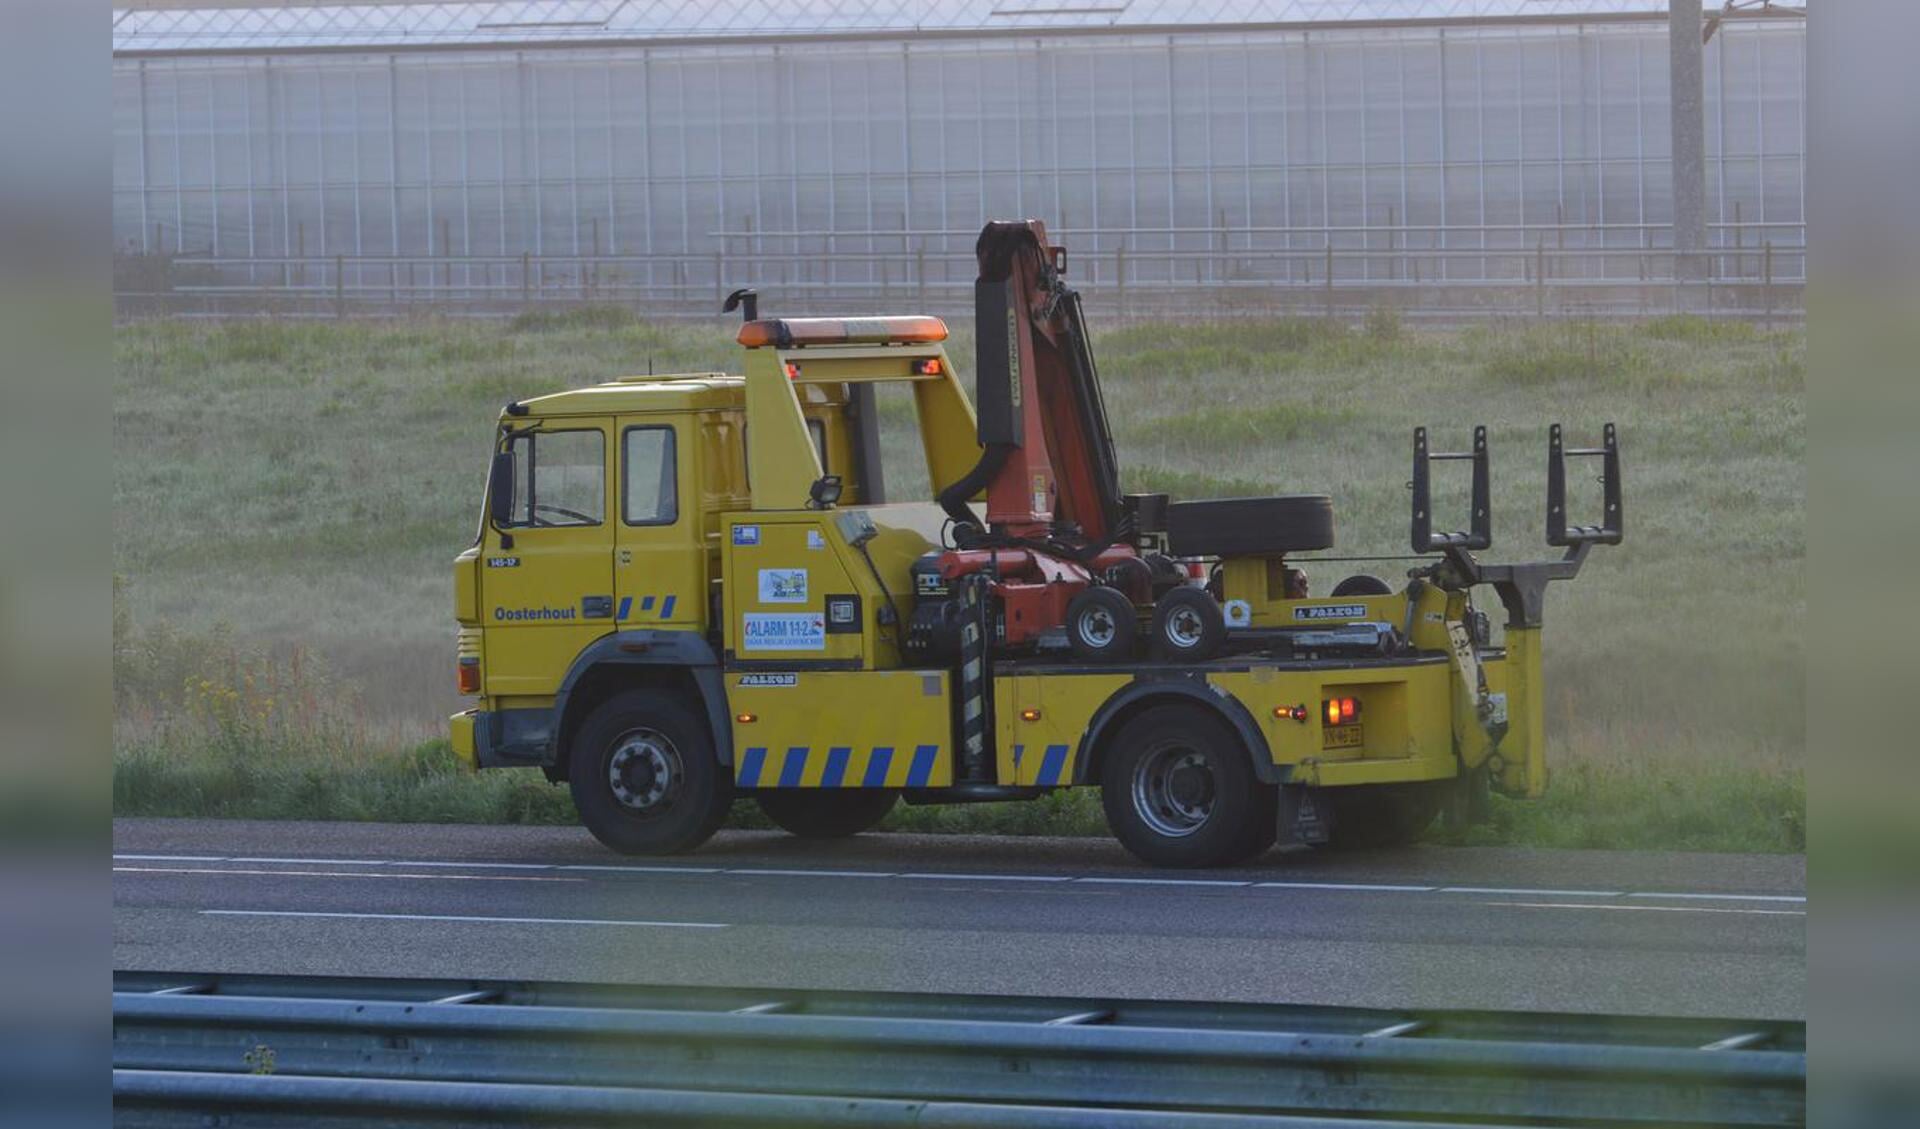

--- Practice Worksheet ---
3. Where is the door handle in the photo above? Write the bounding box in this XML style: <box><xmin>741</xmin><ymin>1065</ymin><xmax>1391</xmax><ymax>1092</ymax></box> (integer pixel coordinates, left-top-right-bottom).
<box><xmin>581</xmin><ymin>595</ymin><xmax>614</xmax><ymax>619</ymax></box>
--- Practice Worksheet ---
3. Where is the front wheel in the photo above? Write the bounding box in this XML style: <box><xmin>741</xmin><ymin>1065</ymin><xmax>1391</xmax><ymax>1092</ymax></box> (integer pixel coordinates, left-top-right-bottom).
<box><xmin>569</xmin><ymin>689</ymin><xmax>732</xmax><ymax>855</ymax></box>
<box><xmin>756</xmin><ymin>790</ymin><xmax>897</xmax><ymax>838</ymax></box>
<box><xmin>1100</xmin><ymin>706</ymin><xmax>1276</xmax><ymax>867</ymax></box>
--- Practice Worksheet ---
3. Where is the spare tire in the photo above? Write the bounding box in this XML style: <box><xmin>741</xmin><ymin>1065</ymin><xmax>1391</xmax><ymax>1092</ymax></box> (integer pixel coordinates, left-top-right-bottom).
<box><xmin>1164</xmin><ymin>495</ymin><xmax>1335</xmax><ymax>557</ymax></box>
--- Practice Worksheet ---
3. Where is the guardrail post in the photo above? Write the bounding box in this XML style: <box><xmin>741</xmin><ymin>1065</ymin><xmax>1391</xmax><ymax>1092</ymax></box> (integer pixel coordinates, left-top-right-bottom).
<box><xmin>334</xmin><ymin>255</ymin><xmax>344</xmax><ymax>320</ymax></box>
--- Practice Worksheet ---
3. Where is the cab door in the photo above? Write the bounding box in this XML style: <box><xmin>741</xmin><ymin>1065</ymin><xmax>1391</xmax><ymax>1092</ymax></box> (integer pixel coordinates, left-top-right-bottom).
<box><xmin>480</xmin><ymin>421</ymin><xmax>616</xmax><ymax>696</ymax></box>
<box><xmin>614</xmin><ymin>417</ymin><xmax>705</xmax><ymax>632</ymax></box>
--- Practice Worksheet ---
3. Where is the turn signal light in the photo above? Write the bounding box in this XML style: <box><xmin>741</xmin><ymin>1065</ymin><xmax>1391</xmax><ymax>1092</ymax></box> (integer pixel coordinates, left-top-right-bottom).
<box><xmin>456</xmin><ymin>657</ymin><xmax>480</xmax><ymax>695</ymax></box>
<box><xmin>1321</xmin><ymin>697</ymin><xmax>1361</xmax><ymax>725</ymax></box>
<box><xmin>1020</xmin><ymin>708</ymin><xmax>1042</xmax><ymax>722</ymax></box>
<box><xmin>736</xmin><ymin>712</ymin><xmax>757</xmax><ymax>724</ymax></box>
<box><xmin>1275</xmin><ymin>705</ymin><xmax>1309</xmax><ymax>723</ymax></box>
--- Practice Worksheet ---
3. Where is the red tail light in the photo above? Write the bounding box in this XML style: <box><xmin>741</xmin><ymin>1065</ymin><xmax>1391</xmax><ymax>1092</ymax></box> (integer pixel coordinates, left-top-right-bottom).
<box><xmin>457</xmin><ymin>657</ymin><xmax>481</xmax><ymax>695</ymax></box>
<box><xmin>1321</xmin><ymin>696</ymin><xmax>1361</xmax><ymax>725</ymax></box>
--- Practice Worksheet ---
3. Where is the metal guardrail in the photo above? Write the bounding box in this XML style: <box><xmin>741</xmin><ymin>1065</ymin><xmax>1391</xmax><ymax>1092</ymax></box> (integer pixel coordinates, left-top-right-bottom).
<box><xmin>112</xmin><ymin>971</ymin><xmax>1805</xmax><ymax>1128</ymax></box>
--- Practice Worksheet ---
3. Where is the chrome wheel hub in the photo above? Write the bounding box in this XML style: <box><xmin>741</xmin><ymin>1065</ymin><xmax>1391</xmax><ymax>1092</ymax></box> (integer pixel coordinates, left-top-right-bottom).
<box><xmin>1131</xmin><ymin>745</ymin><xmax>1215</xmax><ymax>838</ymax></box>
<box><xmin>606</xmin><ymin>728</ymin><xmax>682</xmax><ymax>814</ymax></box>
<box><xmin>1077</xmin><ymin>606</ymin><xmax>1118</xmax><ymax>649</ymax></box>
<box><xmin>1165</xmin><ymin>605</ymin><xmax>1206</xmax><ymax>649</ymax></box>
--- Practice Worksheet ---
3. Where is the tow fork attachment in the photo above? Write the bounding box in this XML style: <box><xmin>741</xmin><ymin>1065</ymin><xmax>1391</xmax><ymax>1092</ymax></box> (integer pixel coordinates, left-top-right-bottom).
<box><xmin>1412</xmin><ymin>423</ymin><xmax>1624</xmax><ymax>798</ymax></box>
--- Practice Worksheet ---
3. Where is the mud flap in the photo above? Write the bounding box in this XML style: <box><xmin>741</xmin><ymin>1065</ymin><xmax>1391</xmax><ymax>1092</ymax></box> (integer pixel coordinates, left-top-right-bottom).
<box><xmin>1278</xmin><ymin>783</ymin><xmax>1332</xmax><ymax>845</ymax></box>
<box><xmin>1442</xmin><ymin>763</ymin><xmax>1494</xmax><ymax>830</ymax></box>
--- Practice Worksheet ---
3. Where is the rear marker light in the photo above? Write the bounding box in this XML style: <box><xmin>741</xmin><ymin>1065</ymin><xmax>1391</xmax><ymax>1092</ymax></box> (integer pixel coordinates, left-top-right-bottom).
<box><xmin>1321</xmin><ymin>697</ymin><xmax>1362</xmax><ymax>725</ymax></box>
<box><xmin>1275</xmin><ymin>705</ymin><xmax>1309</xmax><ymax>723</ymax></box>
<box><xmin>914</xmin><ymin>358</ymin><xmax>943</xmax><ymax>376</ymax></box>
<box><xmin>456</xmin><ymin>658</ymin><xmax>481</xmax><ymax>695</ymax></box>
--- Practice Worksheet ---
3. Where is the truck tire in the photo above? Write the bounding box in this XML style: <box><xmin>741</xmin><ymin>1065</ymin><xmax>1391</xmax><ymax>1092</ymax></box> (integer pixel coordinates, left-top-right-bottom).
<box><xmin>1330</xmin><ymin>574</ymin><xmax>1393</xmax><ymax>597</ymax></box>
<box><xmin>569</xmin><ymin>689</ymin><xmax>732</xmax><ymax>855</ymax></box>
<box><xmin>1067</xmin><ymin>587</ymin><xmax>1137</xmax><ymax>663</ymax></box>
<box><xmin>1099</xmin><ymin>705</ymin><xmax>1276</xmax><ymax>867</ymax></box>
<box><xmin>757</xmin><ymin>790</ymin><xmax>897</xmax><ymax>838</ymax></box>
<box><xmin>1324</xmin><ymin>783</ymin><xmax>1442</xmax><ymax>849</ymax></box>
<box><xmin>1151</xmin><ymin>586</ymin><xmax>1227</xmax><ymax>662</ymax></box>
<box><xmin>1164</xmin><ymin>495</ymin><xmax>1335</xmax><ymax>557</ymax></box>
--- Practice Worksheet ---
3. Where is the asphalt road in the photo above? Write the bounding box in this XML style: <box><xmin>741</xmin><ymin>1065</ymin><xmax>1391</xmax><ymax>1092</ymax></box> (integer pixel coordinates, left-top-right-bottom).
<box><xmin>113</xmin><ymin>818</ymin><xmax>1805</xmax><ymax>1019</ymax></box>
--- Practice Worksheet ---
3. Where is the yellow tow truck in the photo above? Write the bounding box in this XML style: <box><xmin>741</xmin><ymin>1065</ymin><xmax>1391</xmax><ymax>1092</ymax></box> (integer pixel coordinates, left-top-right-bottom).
<box><xmin>451</xmin><ymin>220</ymin><xmax>1622</xmax><ymax>866</ymax></box>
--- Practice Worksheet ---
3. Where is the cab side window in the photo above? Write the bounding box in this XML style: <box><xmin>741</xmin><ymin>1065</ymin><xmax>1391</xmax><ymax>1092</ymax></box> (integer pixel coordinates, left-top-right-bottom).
<box><xmin>623</xmin><ymin>426</ymin><xmax>678</xmax><ymax>525</ymax></box>
<box><xmin>503</xmin><ymin>429</ymin><xmax>603</xmax><ymax>527</ymax></box>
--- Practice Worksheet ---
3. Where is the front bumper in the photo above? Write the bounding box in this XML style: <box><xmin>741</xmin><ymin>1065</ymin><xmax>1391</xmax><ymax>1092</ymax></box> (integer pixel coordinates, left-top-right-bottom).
<box><xmin>449</xmin><ymin>710</ymin><xmax>480</xmax><ymax>771</ymax></box>
<box><xmin>449</xmin><ymin>707</ymin><xmax>556</xmax><ymax>770</ymax></box>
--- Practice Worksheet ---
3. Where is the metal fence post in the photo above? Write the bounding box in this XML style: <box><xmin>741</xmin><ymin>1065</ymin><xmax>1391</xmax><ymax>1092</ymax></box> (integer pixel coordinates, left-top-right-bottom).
<box><xmin>1763</xmin><ymin>240</ymin><xmax>1774</xmax><ymax>331</ymax></box>
<box><xmin>334</xmin><ymin>255</ymin><xmax>344</xmax><ymax>320</ymax></box>
<box><xmin>1116</xmin><ymin>243</ymin><xmax>1126</xmax><ymax>320</ymax></box>
<box><xmin>1323</xmin><ymin>243</ymin><xmax>1334</xmax><ymax>320</ymax></box>
<box><xmin>916</xmin><ymin>245</ymin><xmax>926</xmax><ymax>312</ymax></box>
<box><xmin>521</xmin><ymin>251</ymin><xmax>531</xmax><ymax>310</ymax></box>
<box><xmin>1534</xmin><ymin>239</ymin><xmax>1546</xmax><ymax>319</ymax></box>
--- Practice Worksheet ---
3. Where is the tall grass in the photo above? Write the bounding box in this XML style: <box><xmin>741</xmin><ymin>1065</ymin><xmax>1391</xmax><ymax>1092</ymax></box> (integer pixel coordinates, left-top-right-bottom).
<box><xmin>113</xmin><ymin>312</ymin><xmax>1804</xmax><ymax>850</ymax></box>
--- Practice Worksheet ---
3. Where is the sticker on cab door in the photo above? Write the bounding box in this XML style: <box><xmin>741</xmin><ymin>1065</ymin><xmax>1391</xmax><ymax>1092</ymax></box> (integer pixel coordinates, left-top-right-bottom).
<box><xmin>742</xmin><ymin>612</ymin><xmax>826</xmax><ymax>651</ymax></box>
<box><xmin>759</xmin><ymin>568</ymin><xmax>809</xmax><ymax>603</ymax></box>
<box><xmin>732</xmin><ymin>524</ymin><xmax>761</xmax><ymax>546</ymax></box>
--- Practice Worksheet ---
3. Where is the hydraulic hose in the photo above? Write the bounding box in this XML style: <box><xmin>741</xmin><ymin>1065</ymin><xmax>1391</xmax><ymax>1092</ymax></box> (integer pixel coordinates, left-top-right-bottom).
<box><xmin>936</xmin><ymin>442</ymin><xmax>1013</xmax><ymax>538</ymax></box>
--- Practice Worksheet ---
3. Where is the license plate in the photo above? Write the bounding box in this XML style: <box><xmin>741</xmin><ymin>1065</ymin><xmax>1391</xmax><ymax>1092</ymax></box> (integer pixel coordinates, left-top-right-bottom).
<box><xmin>1322</xmin><ymin>724</ymin><xmax>1364</xmax><ymax>750</ymax></box>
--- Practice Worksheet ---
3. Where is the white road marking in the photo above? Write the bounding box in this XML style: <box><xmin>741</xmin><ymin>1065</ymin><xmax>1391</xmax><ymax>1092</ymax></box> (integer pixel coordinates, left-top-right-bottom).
<box><xmin>1626</xmin><ymin>892</ymin><xmax>1808</xmax><ymax>904</ymax></box>
<box><xmin>1075</xmin><ymin>877</ymin><xmax>1252</xmax><ymax>888</ymax></box>
<box><xmin>560</xmin><ymin>864</ymin><xmax>725</xmax><ymax>875</ymax></box>
<box><xmin>227</xmin><ymin>857</ymin><xmax>387</xmax><ymax>866</ymax></box>
<box><xmin>898</xmin><ymin>872</ymin><xmax>1074</xmax><ymax>883</ymax></box>
<box><xmin>729</xmin><ymin>868</ymin><xmax>895</xmax><ymax>879</ymax></box>
<box><xmin>201</xmin><ymin>909</ymin><xmax>727</xmax><ymax>928</ymax></box>
<box><xmin>1489</xmin><ymin>901</ymin><xmax>1805</xmax><ymax>917</ymax></box>
<box><xmin>116</xmin><ymin>866</ymin><xmax>584</xmax><ymax>884</ymax></box>
<box><xmin>1258</xmin><ymin>881</ymin><xmax>1436</xmax><ymax>892</ymax></box>
<box><xmin>114</xmin><ymin>853</ymin><xmax>1805</xmax><ymax>905</ymax></box>
<box><xmin>1438</xmin><ymin>887</ymin><xmax>1622</xmax><ymax>898</ymax></box>
<box><xmin>386</xmin><ymin>860</ymin><xmax>556</xmax><ymax>870</ymax></box>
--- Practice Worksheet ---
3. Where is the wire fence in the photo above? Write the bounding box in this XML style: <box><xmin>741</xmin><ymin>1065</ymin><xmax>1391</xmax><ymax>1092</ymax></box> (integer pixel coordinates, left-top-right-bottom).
<box><xmin>115</xmin><ymin>221</ymin><xmax>1804</xmax><ymax>326</ymax></box>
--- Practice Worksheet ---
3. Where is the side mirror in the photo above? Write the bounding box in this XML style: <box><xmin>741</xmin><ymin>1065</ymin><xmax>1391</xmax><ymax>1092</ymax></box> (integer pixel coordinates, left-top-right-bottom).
<box><xmin>487</xmin><ymin>451</ymin><xmax>515</xmax><ymax>527</ymax></box>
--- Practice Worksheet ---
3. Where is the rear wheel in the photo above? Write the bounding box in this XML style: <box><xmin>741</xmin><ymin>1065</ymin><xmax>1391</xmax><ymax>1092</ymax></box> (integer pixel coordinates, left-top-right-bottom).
<box><xmin>1067</xmin><ymin>587</ymin><xmax>1137</xmax><ymax>663</ymax></box>
<box><xmin>756</xmin><ymin>790</ymin><xmax>897</xmax><ymax>838</ymax></box>
<box><xmin>1151</xmin><ymin>586</ymin><xmax>1227</xmax><ymax>662</ymax></box>
<box><xmin>1100</xmin><ymin>706</ymin><xmax>1276</xmax><ymax>867</ymax></box>
<box><xmin>1324</xmin><ymin>783</ymin><xmax>1443</xmax><ymax>849</ymax></box>
<box><xmin>569</xmin><ymin>689</ymin><xmax>732</xmax><ymax>855</ymax></box>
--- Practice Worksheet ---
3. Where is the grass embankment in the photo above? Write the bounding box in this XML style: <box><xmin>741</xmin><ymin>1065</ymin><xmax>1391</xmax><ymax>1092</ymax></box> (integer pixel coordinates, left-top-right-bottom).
<box><xmin>113</xmin><ymin>310</ymin><xmax>1805</xmax><ymax>852</ymax></box>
